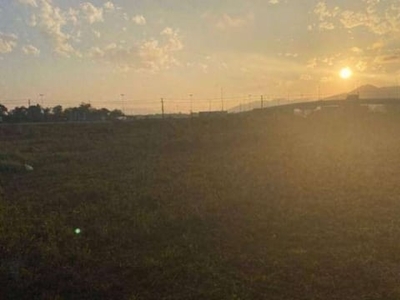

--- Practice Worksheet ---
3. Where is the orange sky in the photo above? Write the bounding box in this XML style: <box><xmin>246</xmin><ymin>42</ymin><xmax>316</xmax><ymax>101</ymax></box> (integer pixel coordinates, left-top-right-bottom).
<box><xmin>1</xmin><ymin>0</ymin><xmax>400</xmax><ymax>114</ymax></box>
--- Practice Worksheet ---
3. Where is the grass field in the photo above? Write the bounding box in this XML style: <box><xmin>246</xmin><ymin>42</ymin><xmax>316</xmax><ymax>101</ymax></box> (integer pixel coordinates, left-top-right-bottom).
<box><xmin>2</xmin><ymin>109</ymin><xmax>400</xmax><ymax>299</ymax></box>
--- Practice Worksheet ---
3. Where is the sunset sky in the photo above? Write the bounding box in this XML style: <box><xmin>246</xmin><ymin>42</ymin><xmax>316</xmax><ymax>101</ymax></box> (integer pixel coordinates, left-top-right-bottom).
<box><xmin>1</xmin><ymin>0</ymin><xmax>400</xmax><ymax>113</ymax></box>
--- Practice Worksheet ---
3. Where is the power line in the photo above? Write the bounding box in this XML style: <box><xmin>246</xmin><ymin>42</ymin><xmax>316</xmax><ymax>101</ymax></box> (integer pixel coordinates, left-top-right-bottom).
<box><xmin>4</xmin><ymin>90</ymin><xmax>380</xmax><ymax>114</ymax></box>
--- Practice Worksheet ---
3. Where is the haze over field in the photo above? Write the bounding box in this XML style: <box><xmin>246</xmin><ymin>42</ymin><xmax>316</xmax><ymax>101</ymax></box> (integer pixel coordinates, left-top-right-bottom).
<box><xmin>2</xmin><ymin>0</ymin><xmax>400</xmax><ymax>113</ymax></box>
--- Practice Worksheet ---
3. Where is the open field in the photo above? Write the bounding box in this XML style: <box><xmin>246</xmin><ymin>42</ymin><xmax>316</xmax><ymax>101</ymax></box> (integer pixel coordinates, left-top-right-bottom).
<box><xmin>2</xmin><ymin>109</ymin><xmax>400</xmax><ymax>299</ymax></box>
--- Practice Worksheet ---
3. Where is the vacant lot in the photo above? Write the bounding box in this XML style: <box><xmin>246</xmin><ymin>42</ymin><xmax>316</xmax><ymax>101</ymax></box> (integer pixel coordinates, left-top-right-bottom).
<box><xmin>1</xmin><ymin>109</ymin><xmax>400</xmax><ymax>299</ymax></box>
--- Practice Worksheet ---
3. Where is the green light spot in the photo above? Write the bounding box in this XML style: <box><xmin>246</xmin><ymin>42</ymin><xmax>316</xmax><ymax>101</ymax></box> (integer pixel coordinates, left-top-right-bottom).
<box><xmin>74</xmin><ymin>228</ymin><xmax>81</xmax><ymax>234</ymax></box>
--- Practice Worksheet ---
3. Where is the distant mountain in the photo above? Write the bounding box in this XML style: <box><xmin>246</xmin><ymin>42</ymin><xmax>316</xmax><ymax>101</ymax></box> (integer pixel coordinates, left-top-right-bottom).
<box><xmin>324</xmin><ymin>84</ymin><xmax>400</xmax><ymax>100</ymax></box>
<box><xmin>228</xmin><ymin>84</ymin><xmax>400</xmax><ymax>113</ymax></box>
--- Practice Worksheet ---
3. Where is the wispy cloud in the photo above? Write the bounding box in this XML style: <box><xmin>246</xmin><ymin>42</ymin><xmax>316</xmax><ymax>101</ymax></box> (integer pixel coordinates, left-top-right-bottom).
<box><xmin>132</xmin><ymin>15</ymin><xmax>146</xmax><ymax>25</ymax></box>
<box><xmin>92</xmin><ymin>30</ymin><xmax>101</xmax><ymax>38</ymax></box>
<box><xmin>87</xmin><ymin>27</ymin><xmax>183</xmax><ymax>72</ymax></box>
<box><xmin>0</xmin><ymin>33</ymin><xmax>18</xmax><ymax>54</ymax></box>
<box><xmin>36</xmin><ymin>0</ymin><xmax>77</xmax><ymax>57</ymax></box>
<box><xmin>22</xmin><ymin>44</ymin><xmax>40</xmax><ymax>56</ymax></box>
<box><xmin>216</xmin><ymin>13</ymin><xmax>254</xmax><ymax>30</ymax></box>
<box><xmin>16</xmin><ymin>0</ymin><xmax>91</xmax><ymax>57</ymax></box>
<box><xmin>17</xmin><ymin>0</ymin><xmax>38</xmax><ymax>7</ymax></box>
<box><xmin>80</xmin><ymin>2</ymin><xmax>104</xmax><ymax>24</ymax></box>
<box><xmin>313</xmin><ymin>1</ymin><xmax>339</xmax><ymax>31</ymax></box>
<box><xmin>103</xmin><ymin>1</ymin><xmax>115</xmax><ymax>12</ymax></box>
<box><xmin>313</xmin><ymin>0</ymin><xmax>400</xmax><ymax>35</ymax></box>
<box><xmin>202</xmin><ymin>12</ymin><xmax>254</xmax><ymax>31</ymax></box>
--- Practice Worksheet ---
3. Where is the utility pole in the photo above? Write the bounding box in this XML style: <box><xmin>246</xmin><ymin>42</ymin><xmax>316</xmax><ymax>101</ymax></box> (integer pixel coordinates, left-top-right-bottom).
<box><xmin>161</xmin><ymin>98</ymin><xmax>165</xmax><ymax>118</ymax></box>
<box><xmin>189</xmin><ymin>94</ymin><xmax>193</xmax><ymax>114</ymax></box>
<box><xmin>39</xmin><ymin>94</ymin><xmax>44</xmax><ymax>106</ymax></box>
<box><xmin>120</xmin><ymin>94</ymin><xmax>125</xmax><ymax>114</ymax></box>
<box><xmin>248</xmin><ymin>94</ymin><xmax>252</xmax><ymax>110</ymax></box>
<box><xmin>28</xmin><ymin>99</ymin><xmax>31</xmax><ymax>107</ymax></box>
<box><xmin>221</xmin><ymin>87</ymin><xmax>224</xmax><ymax>111</ymax></box>
<box><xmin>261</xmin><ymin>95</ymin><xmax>264</xmax><ymax>109</ymax></box>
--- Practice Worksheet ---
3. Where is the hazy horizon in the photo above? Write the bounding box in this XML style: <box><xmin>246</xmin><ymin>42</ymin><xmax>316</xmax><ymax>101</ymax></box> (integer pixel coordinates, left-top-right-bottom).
<box><xmin>2</xmin><ymin>0</ymin><xmax>400</xmax><ymax>113</ymax></box>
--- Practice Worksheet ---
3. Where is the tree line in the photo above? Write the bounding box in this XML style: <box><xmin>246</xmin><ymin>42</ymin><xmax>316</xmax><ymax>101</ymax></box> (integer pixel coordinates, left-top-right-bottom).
<box><xmin>0</xmin><ymin>103</ymin><xmax>125</xmax><ymax>123</ymax></box>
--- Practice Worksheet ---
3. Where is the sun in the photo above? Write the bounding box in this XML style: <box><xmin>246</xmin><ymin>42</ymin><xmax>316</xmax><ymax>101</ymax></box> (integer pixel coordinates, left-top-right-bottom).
<box><xmin>340</xmin><ymin>67</ymin><xmax>353</xmax><ymax>79</ymax></box>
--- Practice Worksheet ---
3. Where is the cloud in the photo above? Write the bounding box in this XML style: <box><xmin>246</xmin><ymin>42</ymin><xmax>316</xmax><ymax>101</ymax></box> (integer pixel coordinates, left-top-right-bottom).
<box><xmin>320</xmin><ymin>76</ymin><xmax>333</xmax><ymax>83</ymax></box>
<box><xmin>305</xmin><ymin>54</ymin><xmax>341</xmax><ymax>70</ymax></box>
<box><xmin>18</xmin><ymin>0</ymin><xmax>38</xmax><ymax>7</ymax></box>
<box><xmin>369</xmin><ymin>41</ymin><xmax>384</xmax><ymax>50</ymax></box>
<box><xmin>16</xmin><ymin>0</ymin><xmax>77</xmax><ymax>57</ymax></box>
<box><xmin>314</xmin><ymin>2</ymin><xmax>339</xmax><ymax>21</ymax></box>
<box><xmin>66</xmin><ymin>8</ymin><xmax>80</xmax><ymax>26</ymax></box>
<box><xmin>28</xmin><ymin>14</ymin><xmax>37</xmax><ymax>26</ymax></box>
<box><xmin>381</xmin><ymin>55</ymin><xmax>400</xmax><ymax>62</ymax></box>
<box><xmin>339</xmin><ymin>10</ymin><xmax>368</xmax><ymax>29</ymax></box>
<box><xmin>161</xmin><ymin>27</ymin><xmax>183</xmax><ymax>51</ymax></box>
<box><xmin>279</xmin><ymin>52</ymin><xmax>299</xmax><ymax>58</ymax></box>
<box><xmin>138</xmin><ymin>40</ymin><xmax>176</xmax><ymax>70</ymax></box>
<box><xmin>103</xmin><ymin>1</ymin><xmax>115</xmax><ymax>12</ymax></box>
<box><xmin>22</xmin><ymin>44</ymin><xmax>40</xmax><ymax>56</ymax></box>
<box><xmin>313</xmin><ymin>1</ymin><xmax>340</xmax><ymax>30</ymax></box>
<box><xmin>0</xmin><ymin>33</ymin><xmax>18</xmax><ymax>54</ymax></box>
<box><xmin>186</xmin><ymin>62</ymin><xmax>209</xmax><ymax>73</ymax></box>
<box><xmin>350</xmin><ymin>47</ymin><xmax>363</xmax><ymax>54</ymax></box>
<box><xmin>306</xmin><ymin>58</ymin><xmax>317</xmax><ymax>69</ymax></box>
<box><xmin>36</xmin><ymin>0</ymin><xmax>78</xmax><ymax>57</ymax></box>
<box><xmin>214</xmin><ymin>13</ymin><xmax>254</xmax><ymax>30</ymax></box>
<box><xmin>339</xmin><ymin>9</ymin><xmax>394</xmax><ymax>35</ymax></box>
<box><xmin>319</xmin><ymin>21</ymin><xmax>335</xmax><ymax>30</ymax></box>
<box><xmin>88</xmin><ymin>46</ymin><xmax>104</xmax><ymax>58</ymax></box>
<box><xmin>269</xmin><ymin>0</ymin><xmax>280</xmax><ymax>4</ymax></box>
<box><xmin>80</xmin><ymin>2</ymin><xmax>104</xmax><ymax>24</ymax></box>
<box><xmin>356</xmin><ymin>60</ymin><xmax>368</xmax><ymax>72</ymax></box>
<box><xmin>132</xmin><ymin>15</ymin><xmax>146</xmax><ymax>25</ymax></box>
<box><xmin>87</xmin><ymin>28</ymin><xmax>184</xmax><ymax>72</ymax></box>
<box><xmin>92</xmin><ymin>30</ymin><xmax>101</xmax><ymax>38</ymax></box>
<box><xmin>313</xmin><ymin>1</ymin><xmax>400</xmax><ymax>35</ymax></box>
<box><xmin>300</xmin><ymin>74</ymin><xmax>312</xmax><ymax>81</ymax></box>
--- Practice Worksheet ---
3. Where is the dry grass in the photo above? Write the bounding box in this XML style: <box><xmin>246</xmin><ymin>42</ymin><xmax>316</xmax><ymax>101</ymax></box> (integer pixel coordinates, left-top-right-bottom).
<box><xmin>1</xmin><ymin>109</ymin><xmax>400</xmax><ymax>299</ymax></box>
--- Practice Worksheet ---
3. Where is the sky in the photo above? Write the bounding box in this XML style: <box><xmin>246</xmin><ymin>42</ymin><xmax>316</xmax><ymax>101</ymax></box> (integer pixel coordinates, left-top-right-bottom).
<box><xmin>1</xmin><ymin>0</ymin><xmax>400</xmax><ymax>114</ymax></box>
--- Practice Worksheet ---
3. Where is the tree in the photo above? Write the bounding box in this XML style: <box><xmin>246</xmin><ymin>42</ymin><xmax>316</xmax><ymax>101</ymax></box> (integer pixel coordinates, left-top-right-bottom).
<box><xmin>27</xmin><ymin>104</ymin><xmax>44</xmax><ymax>122</ymax></box>
<box><xmin>4</xmin><ymin>103</ymin><xmax>128</xmax><ymax>123</ymax></box>
<box><xmin>92</xmin><ymin>107</ymin><xmax>110</xmax><ymax>121</ymax></box>
<box><xmin>109</xmin><ymin>109</ymin><xmax>124</xmax><ymax>120</ymax></box>
<box><xmin>52</xmin><ymin>105</ymin><xmax>63</xmax><ymax>121</ymax></box>
<box><xmin>77</xmin><ymin>103</ymin><xmax>92</xmax><ymax>121</ymax></box>
<box><xmin>0</xmin><ymin>104</ymin><xmax>7</xmax><ymax>116</ymax></box>
<box><xmin>0</xmin><ymin>104</ymin><xmax>7</xmax><ymax>122</ymax></box>
<box><xmin>9</xmin><ymin>106</ymin><xmax>28</xmax><ymax>122</ymax></box>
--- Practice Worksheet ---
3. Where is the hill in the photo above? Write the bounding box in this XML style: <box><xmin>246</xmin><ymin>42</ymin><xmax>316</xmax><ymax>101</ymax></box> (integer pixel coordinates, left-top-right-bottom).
<box><xmin>325</xmin><ymin>84</ymin><xmax>400</xmax><ymax>100</ymax></box>
<box><xmin>228</xmin><ymin>85</ymin><xmax>400</xmax><ymax>113</ymax></box>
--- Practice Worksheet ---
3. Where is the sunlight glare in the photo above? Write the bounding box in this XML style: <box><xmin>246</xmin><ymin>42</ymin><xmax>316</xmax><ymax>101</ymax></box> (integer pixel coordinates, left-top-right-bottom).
<box><xmin>340</xmin><ymin>67</ymin><xmax>353</xmax><ymax>79</ymax></box>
